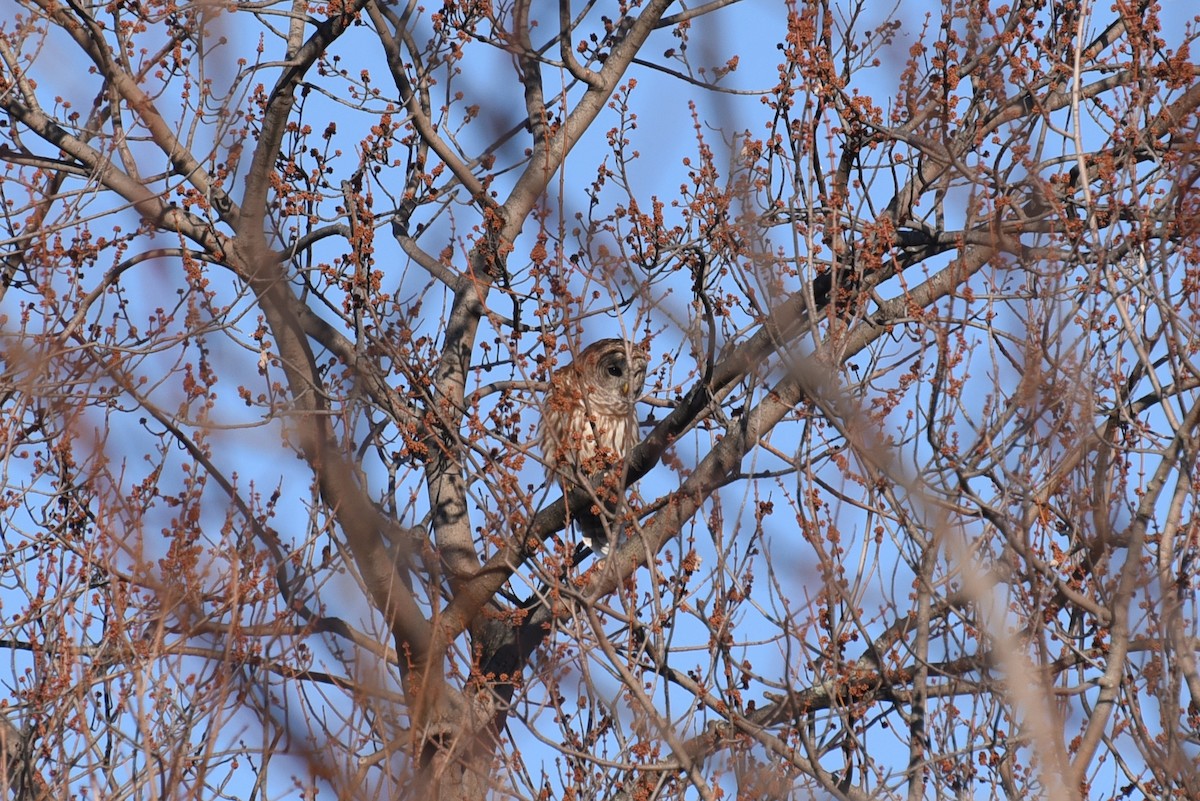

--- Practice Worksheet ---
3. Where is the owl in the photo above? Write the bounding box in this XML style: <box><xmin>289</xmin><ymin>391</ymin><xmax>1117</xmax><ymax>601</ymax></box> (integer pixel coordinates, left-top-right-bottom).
<box><xmin>538</xmin><ymin>339</ymin><xmax>648</xmax><ymax>555</ymax></box>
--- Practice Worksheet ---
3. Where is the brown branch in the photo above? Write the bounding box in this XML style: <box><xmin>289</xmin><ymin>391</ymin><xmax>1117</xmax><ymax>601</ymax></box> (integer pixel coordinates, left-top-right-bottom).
<box><xmin>1067</xmin><ymin>399</ymin><xmax>1200</xmax><ymax>785</ymax></box>
<box><xmin>0</xmin><ymin>36</ymin><xmax>225</xmax><ymax>253</ymax></box>
<box><xmin>424</xmin><ymin>0</ymin><xmax>680</xmax><ymax>659</ymax></box>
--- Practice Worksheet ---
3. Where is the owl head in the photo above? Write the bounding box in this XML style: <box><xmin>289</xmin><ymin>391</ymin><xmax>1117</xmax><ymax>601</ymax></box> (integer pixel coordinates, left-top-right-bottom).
<box><xmin>575</xmin><ymin>338</ymin><xmax>647</xmax><ymax>413</ymax></box>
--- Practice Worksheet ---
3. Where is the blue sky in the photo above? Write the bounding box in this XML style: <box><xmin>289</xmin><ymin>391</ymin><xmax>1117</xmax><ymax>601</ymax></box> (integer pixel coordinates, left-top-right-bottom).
<box><xmin>2</xmin><ymin>0</ymin><xmax>1199</xmax><ymax>797</ymax></box>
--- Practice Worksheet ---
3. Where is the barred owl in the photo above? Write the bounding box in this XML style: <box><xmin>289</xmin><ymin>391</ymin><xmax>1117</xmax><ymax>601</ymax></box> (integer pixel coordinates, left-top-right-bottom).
<box><xmin>538</xmin><ymin>339</ymin><xmax>648</xmax><ymax>555</ymax></box>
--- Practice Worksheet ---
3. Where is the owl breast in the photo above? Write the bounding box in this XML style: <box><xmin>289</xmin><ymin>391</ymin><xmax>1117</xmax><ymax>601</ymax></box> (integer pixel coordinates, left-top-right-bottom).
<box><xmin>540</xmin><ymin>392</ymin><xmax>638</xmax><ymax>473</ymax></box>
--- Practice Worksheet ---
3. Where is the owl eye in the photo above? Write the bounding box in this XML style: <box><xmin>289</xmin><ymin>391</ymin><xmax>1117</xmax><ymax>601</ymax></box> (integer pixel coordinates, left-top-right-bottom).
<box><xmin>606</xmin><ymin>363</ymin><xmax>624</xmax><ymax>378</ymax></box>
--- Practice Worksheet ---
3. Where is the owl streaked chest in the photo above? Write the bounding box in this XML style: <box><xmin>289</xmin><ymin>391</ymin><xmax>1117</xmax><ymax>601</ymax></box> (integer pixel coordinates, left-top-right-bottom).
<box><xmin>539</xmin><ymin>385</ymin><xmax>639</xmax><ymax>473</ymax></box>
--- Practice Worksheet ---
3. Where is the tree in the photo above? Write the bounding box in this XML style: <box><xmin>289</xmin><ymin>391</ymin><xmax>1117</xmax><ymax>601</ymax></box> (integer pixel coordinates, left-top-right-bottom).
<box><xmin>0</xmin><ymin>0</ymin><xmax>1198</xmax><ymax>798</ymax></box>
